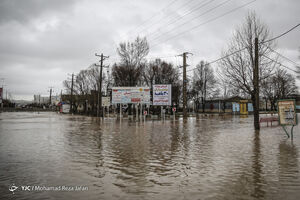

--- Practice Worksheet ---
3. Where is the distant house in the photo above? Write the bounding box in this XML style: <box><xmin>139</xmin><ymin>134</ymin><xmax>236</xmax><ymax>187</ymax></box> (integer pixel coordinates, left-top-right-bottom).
<box><xmin>33</xmin><ymin>95</ymin><xmax>49</xmax><ymax>104</ymax></box>
<box><xmin>33</xmin><ymin>95</ymin><xmax>60</xmax><ymax>105</ymax></box>
<box><xmin>198</xmin><ymin>96</ymin><xmax>254</xmax><ymax>114</ymax></box>
<box><xmin>201</xmin><ymin>95</ymin><xmax>300</xmax><ymax>114</ymax></box>
<box><xmin>285</xmin><ymin>94</ymin><xmax>300</xmax><ymax>112</ymax></box>
<box><xmin>61</xmin><ymin>90</ymin><xmax>100</xmax><ymax>114</ymax></box>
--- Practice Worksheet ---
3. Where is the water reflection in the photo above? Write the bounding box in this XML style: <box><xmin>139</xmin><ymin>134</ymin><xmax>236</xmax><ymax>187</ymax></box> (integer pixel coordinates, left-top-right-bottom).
<box><xmin>252</xmin><ymin>130</ymin><xmax>265</xmax><ymax>199</ymax></box>
<box><xmin>0</xmin><ymin>112</ymin><xmax>300</xmax><ymax>200</ymax></box>
<box><xmin>277</xmin><ymin>140</ymin><xmax>300</xmax><ymax>199</ymax></box>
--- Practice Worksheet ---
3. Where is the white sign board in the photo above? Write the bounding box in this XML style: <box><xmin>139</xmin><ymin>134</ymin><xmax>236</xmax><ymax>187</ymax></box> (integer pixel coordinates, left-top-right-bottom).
<box><xmin>102</xmin><ymin>97</ymin><xmax>110</xmax><ymax>107</ymax></box>
<box><xmin>112</xmin><ymin>87</ymin><xmax>150</xmax><ymax>104</ymax></box>
<box><xmin>278</xmin><ymin>100</ymin><xmax>297</xmax><ymax>125</ymax></box>
<box><xmin>153</xmin><ymin>84</ymin><xmax>172</xmax><ymax>105</ymax></box>
<box><xmin>62</xmin><ymin>104</ymin><xmax>70</xmax><ymax>113</ymax></box>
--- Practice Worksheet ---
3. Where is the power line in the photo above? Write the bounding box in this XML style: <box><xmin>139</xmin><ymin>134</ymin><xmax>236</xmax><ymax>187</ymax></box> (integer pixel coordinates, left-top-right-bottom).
<box><xmin>261</xmin><ymin>23</ymin><xmax>300</xmax><ymax>44</ymax></box>
<box><xmin>146</xmin><ymin>55</ymin><xmax>178</xmax><ymax>60</ymax></box>
<box><xmin>114</xmin><ymin>14</ymin><xmax>299</xmax><ymax>81</ymax></box>
<box><xmin>123</xmin><ymin>0</ymin><xmax>180</xmax><ymax>39</ymax></box>
<box><xmin>266</xmin><ymin>46</ymin><xmax>300</xmax><ymax>67</ymax></box>
<box><xmin>184</xmin><ymin>47</ymin><xmax>247</xmax><ymax>74</ymax></box>
<box><xmin>146</xmin><ymin>0</ymin><xmax>216</xmax><ymax>39</ymax></box>
<box><xmin>176</xmin><ymin>14</ymin><xmax>299</xmax><ymax>78</ymax></box>
<box><xmin>150</xmin><ymin>0</ymin><xmax>257</xmax><ymax>48</ymax></box>
<box><xmin>105</xmin><ymin>54</ymin><xmax>180</xmax><ymax>64</ymax></box>
<box><xmin>132</xmin><ymin>0</ymin><xmax>199</xmax><ymax>39</ymax></box>
<box><xmin>149</xmin><ymin>0</ymin><xmax>232</xmax><ymax>43</ymax></box>
<box><xmin>177</xmin><ymin>20</ymin><xmax>299</xmax><ymax>76</ymax></box>
<box><xmin>262</xmin><ymin>55</ymin><xmax>298</xmax><ymax>73</ymax></box>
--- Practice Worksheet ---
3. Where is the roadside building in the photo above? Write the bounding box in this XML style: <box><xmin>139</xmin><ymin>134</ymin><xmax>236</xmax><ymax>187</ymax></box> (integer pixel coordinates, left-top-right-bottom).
<box><xmin>33</xmin><ymin>95</ymin><xmax>60</xmax><ymax>105</ymax></box>
<box><xmin>198</xmin><ymin>96</ymin><xmax>254</xmax><ymax>114</ymax></box>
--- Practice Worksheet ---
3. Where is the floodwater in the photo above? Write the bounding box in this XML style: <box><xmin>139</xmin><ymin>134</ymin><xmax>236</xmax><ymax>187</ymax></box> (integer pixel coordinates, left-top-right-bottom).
<box><xmin>0</xmin><ymin>112</ymin><xmax>299</xmax><ymax>200</ymax></box>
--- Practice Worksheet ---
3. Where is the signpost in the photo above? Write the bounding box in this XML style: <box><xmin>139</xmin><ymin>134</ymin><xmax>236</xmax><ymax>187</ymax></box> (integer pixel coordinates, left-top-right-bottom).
<box><xmin>101</xmin><ymin>97</ymin><xmax>110</xmax><ymax>107</ymax></box>
<box><xmin>172</xmin><ymin>107</ymin><xmax>176</xmax><ymax>120</ymax></box>
<box><xmin>143</xmin><ymin>110</ymin><xmax>147</xmax><ymax>121</ymax></box>
<box><xmin>112</xmin><ymin>87</ymin><xmax>150</xmax><ymax>104</ymax></box>
<box><xmin>277</xmin><ymin>99</ymin><xmax>298</xmax><ymax>139</ymax></box>
<box><xmin>153</xmin><ymin>85</ymin><xmax>172</xmax><ymax>120</ymax></box>
<box><xmin>153</xmin><ymin>85</ymin><xmax>172</xmax><ymax>106</ymax></box>
<box><xmin>112</xmin><ymin>87</ymin><xmax>150</xmax><ymax>120</ymax></box>
<box><xmin>101</xmin><ymin>97</ymin><xmax>110</xmax><ymax>118</ymax></box>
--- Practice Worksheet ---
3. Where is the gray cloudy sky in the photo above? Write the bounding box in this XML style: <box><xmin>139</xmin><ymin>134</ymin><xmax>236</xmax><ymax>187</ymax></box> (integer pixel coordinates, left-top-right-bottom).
<box><xmin>0</xmin><ymin>0</ymin><xmax>299</xmax><ymax>100</ymax></box>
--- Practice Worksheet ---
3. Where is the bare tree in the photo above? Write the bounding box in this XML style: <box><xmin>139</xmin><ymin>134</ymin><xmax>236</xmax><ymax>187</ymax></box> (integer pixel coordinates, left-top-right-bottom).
<box><xmin>192</xmin><ymin>61</ymin><xmax>218</xmax><ymax>112</ymax></box>
<box><xmin>297</xmin><ymin>47</ymin><xmax>300</xmax><ymax>80</ymax></box>
<box><xmin>112</xmin><ymin>62</ymin><xmax>144</xmax><ymax>86</ymax></box>
<box><xmin>261</xmin><ymin>68</ymin><xmax>298</xmax><ymax>110</ymax></box>
<box><xmin>87</xmin><ymin>64</ymin><xmax>107</xmax><ymax>92</ymax></box>
<box><xmin>219</xmin><ymin>12</ymin><xmax>277</xmax><ymax>112</ymax></box>
<box><xmin>74</xmin><ymin>69</ymin><xmax>91</xmax><ymax>95</ymax></box>
<box><xmin>112</xmin><ymin>37</ymin><xmax>149</xmax><ymax>86</ymax></box>
<box><xmin>62</xmin><ymin>65</ymin><xmax>107</xmax><ymax>114</ymax></box>
<box><xmin>143</xmin><ymin>59</ymin><xmax>181</xmax><ymax>106</ymax></box>
<box><xmin>118</xmin><ymin>36</ymin><xmax>149</xmax><ymax>66</ymax></box>
<box><xmin>111</xmin><ymin>37</ymin><xmax>149</xmax><ymax>114</ymax></box>
<box><xmin>112</xmin><ymin>37</ymin><xmax>149</xmax><ymax>87</ymax></box>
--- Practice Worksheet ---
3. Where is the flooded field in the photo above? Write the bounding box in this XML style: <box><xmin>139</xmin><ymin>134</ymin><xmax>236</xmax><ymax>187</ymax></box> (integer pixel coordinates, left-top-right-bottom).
<box><xmin>0</xmin><ymin>112</ymin><xmax>300</xmax><ymax>200</ymax></box>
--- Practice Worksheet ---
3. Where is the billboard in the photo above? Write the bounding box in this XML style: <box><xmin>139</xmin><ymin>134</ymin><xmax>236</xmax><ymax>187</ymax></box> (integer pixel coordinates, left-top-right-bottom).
<box><xmin>102</xmin><ymin>97</ymin><xmax>110</xmax><ymax>107</ymax></box>
<box><xmin>277</xmin><ymin>100</ymin><xmax>297</xmax><ymax>126</ymax></box>
<box><xmin>112</xmin><ymin>87</ymin><xmax>150</xmax><ymax>104</ymax></box>
<box><xmin>153</xmin><ymin>84</ymin><xmax>172</xmax><ymax>106</ymax></box>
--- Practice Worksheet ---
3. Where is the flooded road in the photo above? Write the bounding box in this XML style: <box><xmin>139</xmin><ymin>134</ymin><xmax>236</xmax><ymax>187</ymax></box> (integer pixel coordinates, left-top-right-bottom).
<box><xmin>0</xmin><ymin>112</ymin><xmax>300</xmax><ymax>200</ymax></box>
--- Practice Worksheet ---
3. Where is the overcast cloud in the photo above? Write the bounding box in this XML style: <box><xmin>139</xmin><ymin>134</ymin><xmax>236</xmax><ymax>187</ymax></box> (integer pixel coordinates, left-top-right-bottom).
<box><xmin>0</xmin><ymin>0</ymin><xmax>299</xmax><ymax>100</ymax></box>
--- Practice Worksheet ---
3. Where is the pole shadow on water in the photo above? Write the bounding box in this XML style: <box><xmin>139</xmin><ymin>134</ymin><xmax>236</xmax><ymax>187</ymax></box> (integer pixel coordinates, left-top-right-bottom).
<box><xmin>277</xmin><ymin>140</ymin><xmax>299</xmax><ymax>199</ymax></box>
<box><xmin>251</xmin><ymin>130</ymin><xmax>265</xmax><ymax>199</ymax></box>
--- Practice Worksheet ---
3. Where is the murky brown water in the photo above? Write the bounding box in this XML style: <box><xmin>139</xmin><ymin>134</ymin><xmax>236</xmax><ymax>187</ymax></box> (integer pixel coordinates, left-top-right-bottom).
<box><xmin>0</xmin><ymin>112</ymin><xmax>299</xmax><ymax>200</ymax></box>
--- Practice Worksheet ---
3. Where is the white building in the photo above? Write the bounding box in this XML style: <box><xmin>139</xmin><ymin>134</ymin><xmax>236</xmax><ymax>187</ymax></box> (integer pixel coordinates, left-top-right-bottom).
<box><xmin>33</xmin><ymin>95</ymin><xmax>60</xmax><ymax>105</ymax></box>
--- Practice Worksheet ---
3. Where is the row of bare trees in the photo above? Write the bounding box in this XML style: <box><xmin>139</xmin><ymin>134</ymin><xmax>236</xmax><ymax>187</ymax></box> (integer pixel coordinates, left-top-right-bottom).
<box><xmin>111</xmin><ymin>37</ymin><xmax>182</xmax><ymax>107</ymax></box>
<box><xmin>63</xmin><ymin>65</ymin><xmax>108</xmax><ymax>113</ymax></box>
<box><xmin>63</xmin><ymin>65</ymin><xmax>107</xmax><ymax>96</ymax></box>
<box><xmin>63</xmin><ymin>12</ymin><xmax>298</xmax><ymax>114</ymax></box>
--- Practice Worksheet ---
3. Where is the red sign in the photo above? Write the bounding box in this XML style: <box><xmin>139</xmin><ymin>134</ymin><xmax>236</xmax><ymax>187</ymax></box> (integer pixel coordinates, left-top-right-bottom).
<box><xmin>143</xmin><ymin>111</ymin><xmax>147</xmax><ymax>115</ymax></box>
<box><xmin>131</xmin><ymin>98</ymin><xmax>141</xmax><ymax>102</ymax></box>
<box><xmin>172</xmin><ymin>107</ymin><xmax>176</xmax><ymax>112</ymax></box>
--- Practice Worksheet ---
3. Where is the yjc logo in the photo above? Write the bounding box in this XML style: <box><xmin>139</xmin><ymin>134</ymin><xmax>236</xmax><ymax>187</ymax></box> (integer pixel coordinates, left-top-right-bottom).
<box><xmin>21</xmin><ymin>186</ymin><xmax>31</xmax><ymax>191</ymax></box>
<box><xmin>9</xmin><ymin>184</ymin><xmax>18</xmax><ymax>194</ymax></box>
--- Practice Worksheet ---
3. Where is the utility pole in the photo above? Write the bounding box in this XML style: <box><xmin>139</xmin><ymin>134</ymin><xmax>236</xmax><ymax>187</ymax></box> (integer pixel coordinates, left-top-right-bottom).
<box><xmin>49</xmin><ymin>87</ymin><xmax>54</xmax><ymax>106</ymax></box>
<box><xmin>60</xmin><ymin>89</ymin><xmax>62</xmax><ymax>102</ymax></box>
<box><xmin>179</xmin><ymin>52</ymin><xmax>192</xmax><ymax>119</ymax></box>
<box><xmin>70</xmin><ymin>73</ymin><xmax>74</xmax><ymax>113</ymax></box>
<box><xmin>95</xmin><ymin>53</ymin><xmax>109</xmax><ymax>117</ymax></box>
<box><xmin>254</xmin><ymin>37</ymin><xmax>260</xmax><ymax>130</ymax></box>
<box><xmin>183</xmin><ymin>52</ymin><xmax>187</xmax><ymax>118</ymax></box>
<box><xmin>0</xmin><ymin>78</ymin><xmax>5</xmax><ymax>109</ymax></box>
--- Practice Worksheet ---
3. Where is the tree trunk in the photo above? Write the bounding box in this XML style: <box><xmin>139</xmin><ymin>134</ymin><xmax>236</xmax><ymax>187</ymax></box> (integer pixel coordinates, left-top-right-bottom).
<box><xmin>128</xmin><ymin>104</ymin><xmax>132</xmax><ymax>115</ymax></box>
<box><xmin>202</xmin><ymin>97</ymin><xmax>205</xmax><ymax>113</ymax></box>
